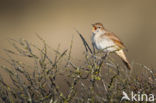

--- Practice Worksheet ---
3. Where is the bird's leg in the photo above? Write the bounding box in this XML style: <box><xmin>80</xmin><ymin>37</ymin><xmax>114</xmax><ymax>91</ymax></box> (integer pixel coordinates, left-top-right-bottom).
<box><xmin>91</xmin><ymin>54</ymin><xmax>101</xmax><ymax>60</ymax></box>
<box><xmin>97</xmin><ymin>51</ymin><xmax>109</xmax><ymax>65</ymax></box>
<box><xmin>101</xmin><ymin>51</ymin><xmax>110</xmax><ymax>60</ymax></box>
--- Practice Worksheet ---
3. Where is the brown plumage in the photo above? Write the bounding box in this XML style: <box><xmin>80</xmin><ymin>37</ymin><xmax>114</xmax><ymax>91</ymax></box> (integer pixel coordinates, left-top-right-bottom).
<box><xmin>92</xmin><ymin>23</ymin><xmax>132</xmax><ymax>70</ymax></box>
<box><xmin>101</xmin><ymin>32</ymin><xmax>125</xmax><ymax>49</ymax></box>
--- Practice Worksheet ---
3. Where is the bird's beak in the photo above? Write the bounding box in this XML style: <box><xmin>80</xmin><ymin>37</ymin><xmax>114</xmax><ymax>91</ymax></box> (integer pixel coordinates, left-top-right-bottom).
<box><xmin>91</xmin><ymin>24</ymin><xmax>97</xmax><ymax>30</ymax></box>
<box><xmin>92</xmin><ymin>26</ymin><xmax>97</xmax><ymax>32</ymax></box>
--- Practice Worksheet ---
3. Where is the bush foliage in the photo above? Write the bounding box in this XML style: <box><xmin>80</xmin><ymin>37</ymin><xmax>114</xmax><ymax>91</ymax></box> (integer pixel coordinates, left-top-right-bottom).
<box><xmin>0</xmin><ymin>33</ymin><xmax>156</xmax><ymax>103</ymax></box>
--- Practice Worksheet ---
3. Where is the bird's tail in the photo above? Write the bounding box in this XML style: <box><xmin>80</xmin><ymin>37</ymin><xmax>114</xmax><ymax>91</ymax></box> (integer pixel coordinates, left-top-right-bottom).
<box><xmin>115</xmin><ymin>50</ymin><xmax>132</xmax><ymax>70</ymax></box>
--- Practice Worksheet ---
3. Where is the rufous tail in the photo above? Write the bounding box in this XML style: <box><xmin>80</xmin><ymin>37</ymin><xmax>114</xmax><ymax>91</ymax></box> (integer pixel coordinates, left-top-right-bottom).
<box><xmin>115</xmin><ymin>50</ymin><xmax>132</xmax><ymax>70</ymax></box>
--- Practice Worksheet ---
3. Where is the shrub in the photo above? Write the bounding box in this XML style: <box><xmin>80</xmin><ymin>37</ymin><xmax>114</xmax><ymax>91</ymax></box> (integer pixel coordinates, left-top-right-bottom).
<box><xmin>0</xmin><ymin>33</ymin><xmax>155</xmax><ymax>103</ymax></box>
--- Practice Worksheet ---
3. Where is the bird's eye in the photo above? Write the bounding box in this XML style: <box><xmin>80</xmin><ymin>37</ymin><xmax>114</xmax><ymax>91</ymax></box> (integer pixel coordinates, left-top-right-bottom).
<box><xmin>98</xmin><ymin>27</ymin><xmax>101</xmax><ymax>28</ymax></box>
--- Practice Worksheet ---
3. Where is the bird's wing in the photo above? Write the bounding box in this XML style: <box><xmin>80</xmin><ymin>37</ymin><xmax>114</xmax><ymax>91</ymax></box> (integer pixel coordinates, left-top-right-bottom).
<box><xmin>103</xmin><ymin>32</ymin><xmax>125</xmax><ymax>49</ymax></box>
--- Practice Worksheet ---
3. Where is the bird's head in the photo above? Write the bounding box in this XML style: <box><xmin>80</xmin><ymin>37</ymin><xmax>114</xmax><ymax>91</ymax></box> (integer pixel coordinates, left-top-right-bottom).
<box><xmin>92</xmin><ymin>23</ymin><xmax>105</xmax><ymax>34</ymax></box>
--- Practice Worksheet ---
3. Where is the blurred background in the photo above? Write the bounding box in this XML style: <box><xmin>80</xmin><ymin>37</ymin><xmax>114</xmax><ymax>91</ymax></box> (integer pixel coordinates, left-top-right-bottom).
<box><xmin>0</xmin><ymin>0</ymin><xmax>156</xmax><ymax>68</ymax></box>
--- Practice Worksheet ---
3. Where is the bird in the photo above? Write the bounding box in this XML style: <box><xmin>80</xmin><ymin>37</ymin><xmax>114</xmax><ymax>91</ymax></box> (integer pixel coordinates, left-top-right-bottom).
<box><xmin>91</xmin><ymin>23</ymin><xmax>132</xmax><ymax>70</ymax></box>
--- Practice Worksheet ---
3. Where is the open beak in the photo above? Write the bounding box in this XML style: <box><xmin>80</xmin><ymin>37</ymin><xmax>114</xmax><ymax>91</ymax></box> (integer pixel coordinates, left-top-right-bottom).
<box><xmin>92</xmin><ymin>25</ymin><xmax>97</xmax><ymax>32</ymax></box>
<box><xmin>92</xmin><ymin>24</ymin><xmax>97</xmax><ymax>30</ymax></box>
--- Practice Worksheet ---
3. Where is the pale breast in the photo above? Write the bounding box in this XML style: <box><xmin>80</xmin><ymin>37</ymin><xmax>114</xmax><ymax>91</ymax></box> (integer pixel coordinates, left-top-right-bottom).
<box><xmin>93</xmin><ymin>35</ymin><xmax>118</xmax><ymax>52</ymax></box>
